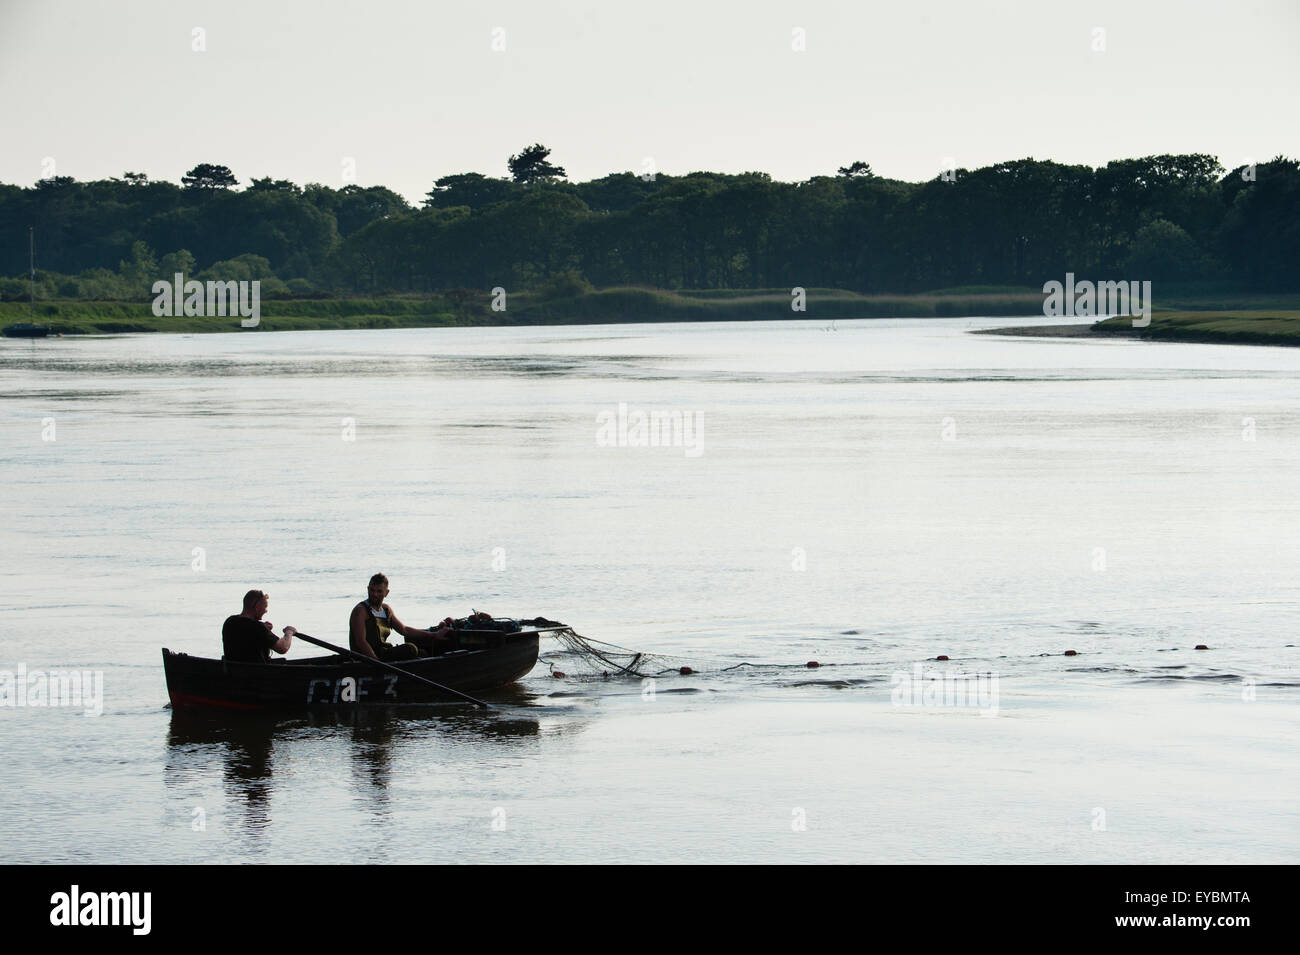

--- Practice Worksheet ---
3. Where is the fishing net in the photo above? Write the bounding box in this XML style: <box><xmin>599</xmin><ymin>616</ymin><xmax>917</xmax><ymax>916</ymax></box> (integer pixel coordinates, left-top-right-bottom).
<box><xmin>474</xmin><ymin>615</ymin><xmax>826</xmax><ymax>681</ymax></box>
<box><xmin>440</xmin><ymin>615</ymin><xmax>684</xmax><ymax>678</ymax></box>
<box><xmin>539</xmin><ymin>628</ymin><xmax>828</xmax><ymax>680</ymax></box>
<box><xmin>540</xmin><ymin>627</ymin><xmax>693</xmax><ymax>679</ymax></box>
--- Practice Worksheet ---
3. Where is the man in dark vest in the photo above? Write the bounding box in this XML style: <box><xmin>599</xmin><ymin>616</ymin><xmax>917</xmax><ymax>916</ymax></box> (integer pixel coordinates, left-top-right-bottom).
<box><xmin>349</xmin><ymin>573</ymin><xmax>453</xmax><ymax>660</ymax></box>
<box><xmin>222</xmin><ymin>589</ymin><xmax>296</xmax><ymax>663</ymax></box>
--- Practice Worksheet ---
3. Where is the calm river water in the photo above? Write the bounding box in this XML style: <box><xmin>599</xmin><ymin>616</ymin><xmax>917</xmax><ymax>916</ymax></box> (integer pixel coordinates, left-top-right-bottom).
<box><xmin>1</xmin><ymin>317</ymin><xmax>1297</xmax><ymax>863</ymax></box>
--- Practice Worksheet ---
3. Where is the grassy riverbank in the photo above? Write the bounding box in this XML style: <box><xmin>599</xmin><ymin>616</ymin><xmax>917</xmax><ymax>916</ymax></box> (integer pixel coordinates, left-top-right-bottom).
<box><xmin>2</xmin><ymin>286</ymin><xmax>1047</xmax><ymax>335</ymax></box>
<box><xmin>976</xmin><ymin>310</ymin><xmax>1300</xmax><ymax>347</ymax></box>
<box><xmin>1</xmin><ymin>297</ymin><xmax>462</xmax><ymax>334</ymax></box>
<box><xmin>8</xmin><ymin>286</ymin><xmax>1300</xmax><ymax>339</ymax></box>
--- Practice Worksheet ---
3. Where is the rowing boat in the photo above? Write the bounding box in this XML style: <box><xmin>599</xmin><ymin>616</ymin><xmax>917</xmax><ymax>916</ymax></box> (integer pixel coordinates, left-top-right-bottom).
<box><xmin>3</xmin><ymin>322</ymin><xmax>50</xmax><ymax>338</ymax></box>
<box><xmin>162</xmin><ymin>628</ymin><xmax>541</xmax><ymax>710</ymax></box>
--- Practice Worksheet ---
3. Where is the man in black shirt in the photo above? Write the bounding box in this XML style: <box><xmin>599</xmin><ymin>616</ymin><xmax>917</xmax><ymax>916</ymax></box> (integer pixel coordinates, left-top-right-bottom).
<box><xmin>222</xmin><ymin>589</ymin><xmax>295</xmax><ymax>663</ymax></box>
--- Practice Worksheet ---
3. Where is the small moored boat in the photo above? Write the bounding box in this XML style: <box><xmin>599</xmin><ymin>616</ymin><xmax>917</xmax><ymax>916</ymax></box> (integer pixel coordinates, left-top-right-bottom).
<box><xmin>3</xmin><ymin>322</ymin><xmax>50</xmax><ymax>338</ymax></box>
<box><xmin>163</xmin><ymin>627</ymin><xmax>541</xmax><ymax>711</ymax></box>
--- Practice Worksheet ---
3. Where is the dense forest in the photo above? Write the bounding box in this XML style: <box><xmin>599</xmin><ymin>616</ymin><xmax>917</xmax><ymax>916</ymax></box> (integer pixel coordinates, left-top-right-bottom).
<box><xmin>2</xmin><ymin>148</ymin><xmax>1297</xmax><ymax>301</ymax></box>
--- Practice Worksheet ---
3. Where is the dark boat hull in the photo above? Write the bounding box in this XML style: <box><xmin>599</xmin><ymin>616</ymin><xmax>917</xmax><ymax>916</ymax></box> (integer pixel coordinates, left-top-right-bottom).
<box><xmin>3</xmin><ymin>323</ymin><xmax>50</xmax><ymax>338</ymax></box>
<box><xmin>163</xmin><ymin>631</ymin><xmax>539</xmax><ymax>710</ymax></box>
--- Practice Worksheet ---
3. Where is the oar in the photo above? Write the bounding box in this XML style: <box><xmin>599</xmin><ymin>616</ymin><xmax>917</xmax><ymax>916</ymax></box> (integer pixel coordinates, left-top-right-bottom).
<box><xmin>291</xmin><ymin>631</ymin><xmax>490</xmax><ymax>709</ymax></box>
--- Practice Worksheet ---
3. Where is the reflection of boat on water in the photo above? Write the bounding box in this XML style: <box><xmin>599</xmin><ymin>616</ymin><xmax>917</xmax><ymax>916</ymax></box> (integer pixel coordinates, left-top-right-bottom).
<box><xmin>166</xmin><ymin>711</ymin><xmax>278</xmax><ymax>832</ymax></box>
<box><xmin>164</xmin><ymin>703</ymin><xmax>547</xmax><ymax>837</ymax></box>
<box><xmin>166</xmin><ymin>703</ymin><xmax>543</xmax><ymax>750</ymax></box>
<box><xmin>162</xmin><ymin>628</ymin><xmax>541</xmax><ymax>711</ymax></box>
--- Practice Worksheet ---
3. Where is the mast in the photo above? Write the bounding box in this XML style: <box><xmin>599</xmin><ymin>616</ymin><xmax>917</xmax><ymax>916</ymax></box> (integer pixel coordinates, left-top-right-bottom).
<box><xmin>29</xmin><ymin>226</ymin><xmax>35</xmax><ymax>323</ymax></box>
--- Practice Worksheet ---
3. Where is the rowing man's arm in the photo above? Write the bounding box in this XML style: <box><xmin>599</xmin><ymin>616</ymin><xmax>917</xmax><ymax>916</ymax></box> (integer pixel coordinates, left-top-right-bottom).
<box><xmin>272</xmin><ymin>627</ymin><xmax>294</xmax><ymax>655</ymax></box>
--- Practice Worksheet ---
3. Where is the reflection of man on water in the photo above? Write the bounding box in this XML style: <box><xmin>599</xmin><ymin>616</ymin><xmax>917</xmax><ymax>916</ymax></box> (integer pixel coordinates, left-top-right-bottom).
<box><xmin>222</xmin><ymin>590</ymin><xmax>296</xmax><ymax>662</ymax></box>
<box><xmin>350</xmin><ymin>573</ymin><xmax>455</xmax><ymax>661</ymax></box>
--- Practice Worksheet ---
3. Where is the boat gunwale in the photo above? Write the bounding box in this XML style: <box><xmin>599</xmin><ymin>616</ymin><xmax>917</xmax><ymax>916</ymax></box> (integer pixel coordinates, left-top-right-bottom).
<box><xmin>163</xmin><ymin>626</ymin><xmax>543</xmax><ymax>671</ymax></box>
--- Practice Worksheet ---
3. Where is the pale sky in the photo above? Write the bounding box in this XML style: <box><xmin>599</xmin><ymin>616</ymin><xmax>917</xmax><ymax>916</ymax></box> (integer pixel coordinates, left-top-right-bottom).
<box><xmin>2</xmin><ymin>0</ymin><xmax>1297</xmax><ymax>203</ymax></box>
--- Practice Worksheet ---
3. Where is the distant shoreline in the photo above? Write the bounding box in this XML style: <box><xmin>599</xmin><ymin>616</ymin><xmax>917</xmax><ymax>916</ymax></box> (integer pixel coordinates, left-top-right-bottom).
<box><xmin>974</xmin><ymin>322</ymin><xmax>1113</xmax><ymax>338</ymax></box>
<box><xmin>975</xmin><ymin>312</ymin><xmax>1300</xmax><ymax>348</ymax></box>
<box><xmin>2</xmin><ymin>287</ymin><xmax>1048</xmax><ymax>335</ymax></box>
<box><xmin>6</xmin><ymin>292</ymin><xmax>1300</xmax><ymax>344</ymax></box>
<box><xmin>973</xmin><ymin>322</ymin><xmax>1143</xmax><ymax>341</ymax></box>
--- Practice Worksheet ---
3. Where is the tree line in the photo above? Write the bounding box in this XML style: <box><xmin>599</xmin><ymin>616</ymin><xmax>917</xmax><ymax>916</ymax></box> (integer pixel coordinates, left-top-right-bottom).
<box><xmin>2</xmin><ymin>147</ymin><xmax>1296</xmax><ymax>301</ymax></box>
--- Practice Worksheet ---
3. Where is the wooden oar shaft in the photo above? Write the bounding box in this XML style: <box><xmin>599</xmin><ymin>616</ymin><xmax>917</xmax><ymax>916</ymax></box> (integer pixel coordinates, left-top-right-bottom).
<box><xmin>292</xmin><ymin>631</ymin><xmax>490</xmax><ymax>709</ymax></box>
